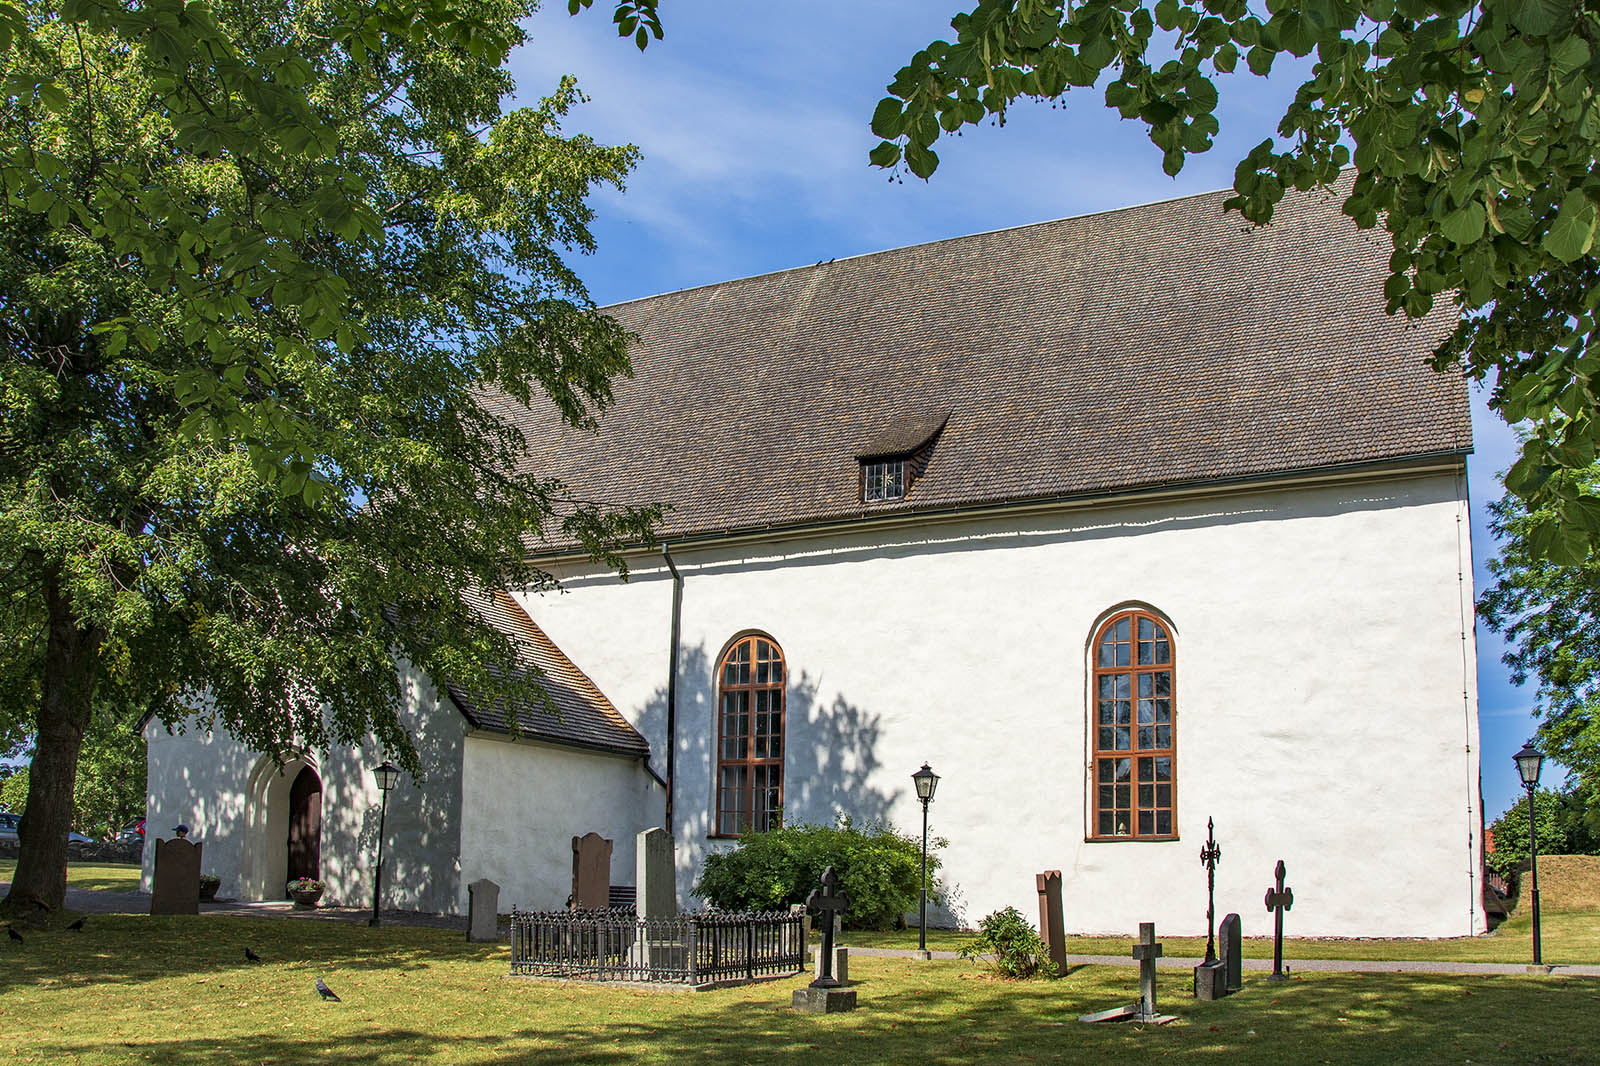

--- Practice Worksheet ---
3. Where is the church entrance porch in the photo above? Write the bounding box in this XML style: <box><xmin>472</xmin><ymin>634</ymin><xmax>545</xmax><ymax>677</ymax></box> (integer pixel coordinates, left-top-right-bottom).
<box><xmin>240</xmin><ymin>754</ymin><xmax>321</xmax><ymax>901</ymax></box>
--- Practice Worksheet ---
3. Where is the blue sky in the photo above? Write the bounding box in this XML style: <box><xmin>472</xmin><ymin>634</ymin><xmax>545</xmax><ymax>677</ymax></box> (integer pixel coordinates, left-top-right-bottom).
<box><xmin>512</xmin><ymin>2</ymin><xmax>1544</xmax><ymax>823</ymax></box>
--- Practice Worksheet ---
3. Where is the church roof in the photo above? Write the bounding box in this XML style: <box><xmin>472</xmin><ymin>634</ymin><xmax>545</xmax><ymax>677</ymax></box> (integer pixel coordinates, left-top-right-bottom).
<box><xmin>443</xmin><ymin>589</ymin><xmax>650</xmax><ymax>759</ymax></box>
<box><xmin>491</xmin><ymin>182</ymin><xmax>1472</xmax><ymax>544</ymax></box>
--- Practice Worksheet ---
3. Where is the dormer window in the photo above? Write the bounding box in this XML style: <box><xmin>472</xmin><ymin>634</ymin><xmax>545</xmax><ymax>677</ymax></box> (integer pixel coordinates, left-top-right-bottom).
<box><xmin>863</xmin><ymin>460</ymin><xmax>905</xmax><ymax>502</ymax></box>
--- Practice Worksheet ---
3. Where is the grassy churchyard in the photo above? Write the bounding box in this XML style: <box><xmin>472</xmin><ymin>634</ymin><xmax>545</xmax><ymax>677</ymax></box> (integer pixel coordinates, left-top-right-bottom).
<box><xmin>4</xmin><ymin>912</ymin><xmax>1600</xmax><ymax>1066</ymax></box>
<box><xmin>4</xmin><ymin>860</ymin><xmax>1600</xmax><ymax>1064</ymax></box>
<box><xmin>0</xmin><ymin>861</ymin><xmax>143</xmax><ymax>896</ymax></box>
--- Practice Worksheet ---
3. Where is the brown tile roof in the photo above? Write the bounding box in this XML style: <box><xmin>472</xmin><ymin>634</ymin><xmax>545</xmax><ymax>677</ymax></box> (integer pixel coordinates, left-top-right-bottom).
<box><xmin>443</xmin><ymin>590</ymin><xmax>650</xmax><ymax>759</ymax></box>
<box><xmin>491</xmin><ymin>182</ymin><xmax>1471</xmax><ymax>543</ymax></box>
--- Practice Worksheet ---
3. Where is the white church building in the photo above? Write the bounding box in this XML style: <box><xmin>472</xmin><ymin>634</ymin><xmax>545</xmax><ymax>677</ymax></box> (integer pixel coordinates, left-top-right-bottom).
<box><xmin>144</xmin><ymin>183</ymin><xmax>1487</xmax><ymax>939</ymax></box>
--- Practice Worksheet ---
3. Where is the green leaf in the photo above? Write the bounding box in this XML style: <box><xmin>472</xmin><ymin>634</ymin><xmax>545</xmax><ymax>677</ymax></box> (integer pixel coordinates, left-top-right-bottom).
<box><xmin>1441</xmin><ymin>201</ymin><xmax>1485</xmax><ymax>245</ymax></box>
<box><xmin>868</xmin><ymin>141</ymin><xmax>901</xmax><ymax>168</ymax></box>
<box><xmin>1505</xmin><ymin>0</ymin><xmax>1569</xmax><ymax>35</ymax></box>
<box><xmin>871</xmin><ymin>98</ymin><xmax>905</xmax><ymax>139</ymax></box>
<box><xmin>1543</xmin><ymin>190</ymin><xmax>1598</xmax><ymax>263</ymax></box>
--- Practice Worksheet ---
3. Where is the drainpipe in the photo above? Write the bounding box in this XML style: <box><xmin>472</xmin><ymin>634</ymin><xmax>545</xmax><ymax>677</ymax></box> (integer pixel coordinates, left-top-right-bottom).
<box><xmin>661</xmin><ymin>544</ymin><xmax>683</xmax><ymax>831</ymax></box>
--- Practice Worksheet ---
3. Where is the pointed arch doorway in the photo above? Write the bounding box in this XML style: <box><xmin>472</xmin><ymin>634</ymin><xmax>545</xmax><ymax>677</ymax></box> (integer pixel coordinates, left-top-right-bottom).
<box><xmin>286</xmin><ymin>766</ymin><xmax>322</xmax><ymax>890</ymax></box>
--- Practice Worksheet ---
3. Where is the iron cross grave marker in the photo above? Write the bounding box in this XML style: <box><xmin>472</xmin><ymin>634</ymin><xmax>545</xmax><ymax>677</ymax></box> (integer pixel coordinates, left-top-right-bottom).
<box><xmin>1198</xmin><ymin>816</ymin><xmax>1221</xmax><ymax>963</ymax></box>
<box><xmin>806</xmin><ymin>866</ymin><xmax>849</xmax><ymax>989</ymax></box>
<box><xmin>1264</xmin><ymin>859</ymin><xmax>1294</xmax><ymax>982</ymax></box>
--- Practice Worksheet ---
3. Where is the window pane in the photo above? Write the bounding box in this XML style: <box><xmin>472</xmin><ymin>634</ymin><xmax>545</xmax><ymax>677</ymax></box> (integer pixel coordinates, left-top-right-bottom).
<box><xmin>1138</xmin><ymin>617</ymin><xmax>1153</xmax><ymax>640</ymax></box>
<box><xmin>1137</xmin><ymin>674</ymin><xmax>1152</xmax><ymax>697</ymax></box>
<box><xmin>1155</xmin><ymin>698</ymin><xmax>1172</xmax><ymax>723</ymax></box>
<box><xmin>1097</xmin><ymin>700</ymin><xmax>1115</xmax><ymax>726</ymax></box>
<box><xmin>1099</xmin><ymin>810</ymin><xmax>1115</xmax><ymax>836</ymax></box>
<box><xmin>1138</xmin><ymin>811</ymin><xmax>1153</xmax><ymax>834</ymax></box>
<box><xmin>1155</xmin><ymin>673</ymin><xmax>1171</xmax><ymax>697</ymax></box>
<box><xmin>1098</xmin><ymin>639</ymin><xmax>1114</xmax><ymax>668</ymax></box>
<box><xmin>1114</xmin><ymin>674</ymin><xmax>1130</xmax><ymax>698</ymax></box>
<box><xmin>1138</xmin><ymin>784</ymin><xmax>1153</xmax><ymax>807</ymax></box>
<box><xmin>1155</xmin><ymin>725</ymin><xmax>1171</xmax><ymax>748</ymax></box>
<box><xmin>1156</xmin><ymin>784</ymin><xmax>1172</xmax><ymax>808</ymax></box>
<box><xmin>1156</xmin><ymin>810</ymin><xmax>1172</xmax><ymax>835</ymax></box>
<box><xmin>1115</xmin><ymin>700</ymin><xmax>1130</xmax><ymax>725</ymax></box>
<box><xmin>1098</xmin><ymin>759</ymin><xmax>1116</xmax><ymax>783</ymax></box>
<box><xmin>1115</xmin><ymin>618</ymin><xmax>1129</xmax><ymax>641</ymax></box>
<box><xmin>1098</xmin><ymin>675</ymin><xmax>1115</xmax><ymax>698</ymax></box>
<box><xmin>1137</xmin><ymin>699</ymin><xmax>1154</xmax><ymax>724</ymax></box>
<box><xmin>1115</xmin><ymin>642</ymin><xmax>1130</xmax><ymax>667</ymax></box>
<box><xmin>1154</xmin><ymin>757</ymin><xmax>1171</xmax><ymax>781</ymax></box>
<box><xmin>1137</xmin><ymin>757</ymin><xmax>1153</xmax><ymax>782</ymax></box>
<box><xmin>1137</xmin><ymin>726</ymin><xmax>1154</xmax><ymax>748</ymax></box>
<box><xmin>1098</xmin><ymin>726</ymin><xmax>1115</xmax><ymax>749</ymax></box>
<box><xmin>1155</xmin><ymin>640</ymin><xmax>1170</xmax><ymax>664</ymax></box>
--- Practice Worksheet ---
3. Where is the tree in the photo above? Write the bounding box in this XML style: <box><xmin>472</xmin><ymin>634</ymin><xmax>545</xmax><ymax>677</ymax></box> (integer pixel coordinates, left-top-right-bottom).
<box><xmin>1480</xmin><ymin>463</ymin><xmax>1600</xmax><ymax>788</ymax></box>
<box><xmin>870</xmin><ymin>0</ymin><xmax>1600</xmax><ymax>563</ymax></box>
<box><xmin>2</xmin><ymin>708</ymin><xmax>145</xmax><ymax>837</ymax></box>
<box><xmin>0</xmin><ymin>0</ymin><xmax>661</xmax><ymax>913</ymax></box>
<box><xmin>1485</xmin><ymin>784</ymin><xmax>1600</xmax><ymax>880</ymax></box>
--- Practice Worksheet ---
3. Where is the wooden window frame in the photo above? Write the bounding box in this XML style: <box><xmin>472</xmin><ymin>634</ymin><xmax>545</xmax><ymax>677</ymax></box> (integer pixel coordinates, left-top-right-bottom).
<box><xmin>1088</xmin><ymin>609</ymin><xmax>1178</xmax><ymax>842</ymax></box>
<box><xmin>711</xmin><ymin>634</ymin><xmax>786</xmax><ymax>838</ymax></box>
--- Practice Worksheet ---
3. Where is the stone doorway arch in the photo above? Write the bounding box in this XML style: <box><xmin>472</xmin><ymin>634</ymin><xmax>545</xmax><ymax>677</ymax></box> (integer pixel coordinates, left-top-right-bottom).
<box><xmin>241</xmin><ymin>753</ymin><xmax>319</xmax><ymax>900</ymax></box>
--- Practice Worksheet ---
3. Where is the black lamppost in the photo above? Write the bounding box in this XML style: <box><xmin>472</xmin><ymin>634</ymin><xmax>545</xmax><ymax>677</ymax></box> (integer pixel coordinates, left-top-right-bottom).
<box><xmin>368</xmin><ymin>761</ymin><xmax>401</xmax><ymax>927</ymax></box>
<box><xmin>912</xmin><ymin>762</ymin><xmax>940</xmax><ymax>956</ymax></box>
<box><xmin>1514</xmin><ymin>741</ymin><xmax>1544</xmax><ymax>965</ymax></box>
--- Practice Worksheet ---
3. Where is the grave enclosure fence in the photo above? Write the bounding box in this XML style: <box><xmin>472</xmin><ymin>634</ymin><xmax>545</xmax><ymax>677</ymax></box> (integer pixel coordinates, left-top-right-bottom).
<box><xmin>509</xmin><ymin>908</ymin><xmax>805</xmax><ymax>985</ymax></box>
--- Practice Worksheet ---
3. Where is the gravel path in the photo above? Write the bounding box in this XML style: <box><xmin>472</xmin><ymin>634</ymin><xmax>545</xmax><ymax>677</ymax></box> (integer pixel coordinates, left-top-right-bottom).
<box><xmin>845</xmin><ymin>946</ymin><xmax>1600</xmax><ymax>977</ymax></box>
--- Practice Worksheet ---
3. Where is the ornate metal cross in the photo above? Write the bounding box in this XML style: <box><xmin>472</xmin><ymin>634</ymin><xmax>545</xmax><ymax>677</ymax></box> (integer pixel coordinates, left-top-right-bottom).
<box><xmin>1263</xmin><ymin>859</ymin><xmax>1294</xmax><ymax>982</ymax></box>
<box><xmin>1199</xmin><ymin>816</ymin><xmax>1221</xmax><ymax>964</ymax></box>
<box><xmin>1130</xmin><ymin>921</ymin><xmax>1163</xmax><ymax>1020</ymax></box>
<box><xmin>806</xmin><ymin>865</ymin><xmax>850</xmax><ymax>989</ymax></box>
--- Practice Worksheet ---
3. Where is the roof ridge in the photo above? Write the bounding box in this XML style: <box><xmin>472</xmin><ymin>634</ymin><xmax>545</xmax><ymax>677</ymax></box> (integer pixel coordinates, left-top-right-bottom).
<box><xmin>597</xmin><ymin>181</ymin><xmax>1262</xmax><ymax>311</ymax></box>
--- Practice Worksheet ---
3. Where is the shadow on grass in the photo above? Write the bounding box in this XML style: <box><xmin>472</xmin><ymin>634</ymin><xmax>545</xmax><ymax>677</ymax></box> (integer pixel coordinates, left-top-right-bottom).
<box><xmin>9</xmin><ymin>931</ymin><xmax>1600</xmax><ymax>1066</ymax></box>
<box><xmin>0</xmin><ymin>914</ymin><xmax>503</xmax><ymax>992</ymax></box>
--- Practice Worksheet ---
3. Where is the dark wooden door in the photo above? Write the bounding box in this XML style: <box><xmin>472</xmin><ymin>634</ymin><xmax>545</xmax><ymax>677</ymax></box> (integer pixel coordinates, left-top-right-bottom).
<box><xmin>286</xmin><ymin>766</ymin><xmax>322</xmax><ymax>890</ymax></box>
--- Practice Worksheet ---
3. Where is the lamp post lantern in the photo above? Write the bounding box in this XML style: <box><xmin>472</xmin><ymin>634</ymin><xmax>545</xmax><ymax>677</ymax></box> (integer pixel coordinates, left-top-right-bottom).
<box><xmin>1514</xmin><ymin>741</ymin><xmax>1544</xmax><ymax>965</ymax></box>
<box><xmin>912</xmin><ymin>762</ymin><xmax>940</xmax><ymax>956</ymax></box>
<box><xmin>369</xmin><ymin>761</ymin><xmax>401</xmax><ymax>927</ymax></box>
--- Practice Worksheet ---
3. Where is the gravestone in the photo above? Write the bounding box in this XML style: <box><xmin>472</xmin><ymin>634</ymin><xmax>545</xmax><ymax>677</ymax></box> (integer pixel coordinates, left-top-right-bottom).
<box><xmin>631</xmin><ymin>828</ymin><xmax>683</xmax><ymax>969</ymax></box>
<box><xmin>1219</xmin><ymin>912</ymin><xmax>1243</xmax><ymax>994</ymax></box>
<box><xmin>1036</xmin><ymin>870</ymin><xmax>1067</xmax><ymax>976</ymax></box>
<box><xmin>467</xmin><ymin>878</ymin><xmax>500</xmax><ymax>942</ymax></box>
<box><xmin>570</xmin><ymin>832</ymin><xmax>612</xmax><ymax>911</ymax></box>
<box><xmin>1079</xmin><ymin>922</ymin><xmax>1177</xmax><ymax>1025</ymax></box>
<box><xmin>793</xmin><ymin>866</ymin><xmax>857</xmax><ymax>1014</ymax></box>
<box><xmin>1264</xmin><ymin>860</ymin><xmax>1294</xmax><ymax>982</ymax></box>
<box><xmin>1193</xmin><ymin>957</ymin><xmax>1226</xmax><ymax>1000</ymax></box>
<box><xmin>814</xmin><ymin>944</ymin><xmax>849</xmax><ymax>985</ymax></box>
<box><xmin>635</xmin><ymin>827</ymin><xmax>677</xmax><ymax>920</ymax></box>
<box><xmin>150</xmin><ymin>837</ymin><xmax>202</xmax><ymax>915</ymax></box>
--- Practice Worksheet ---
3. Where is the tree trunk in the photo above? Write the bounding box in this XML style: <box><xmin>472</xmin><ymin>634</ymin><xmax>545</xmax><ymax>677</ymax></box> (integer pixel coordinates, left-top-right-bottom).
<box><xmin>5</xmin><ymin>574</ymin><xmax>102</xmax><ymax>913</ymax></box>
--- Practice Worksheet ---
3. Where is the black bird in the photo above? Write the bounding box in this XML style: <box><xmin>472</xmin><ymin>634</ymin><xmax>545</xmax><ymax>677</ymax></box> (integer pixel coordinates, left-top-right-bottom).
<box><xmin>66</xmin><ymin>917</ymin><xmax>85</xmax><ymax>931</ymax></box>
<box><xmin>6</xmin><ymin>926</ymin><xmax>22</xmax><ymax>944</ymax></box>
<box><xmin>244</xmin><ymin>946</ymin><xmax>261</xmax><ymax>963</ymax></box>
<box><xmin>315</xmin><ymin>978</ymin><xmax>340</xmax><ymax>1002</ymax></box>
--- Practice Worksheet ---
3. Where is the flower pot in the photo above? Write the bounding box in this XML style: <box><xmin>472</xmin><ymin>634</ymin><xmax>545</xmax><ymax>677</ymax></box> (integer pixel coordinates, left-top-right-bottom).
<box><xmin>199</xmin><ymin>878</ymin><xmax>220</xmax><ymax>902</ymax></box>
<box><xmin>290</xmin><ymin>887</ymin><xmax>323</xmax><ymax>909</ymax></box>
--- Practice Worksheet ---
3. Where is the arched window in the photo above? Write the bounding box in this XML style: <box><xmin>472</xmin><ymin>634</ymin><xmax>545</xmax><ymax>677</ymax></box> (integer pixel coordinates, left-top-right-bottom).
<box><xmin>715</xmin><ymin>634</ymin><xmax>786</xmax><ymax>836</ymax></box>
<box><xmin>1091</xmin><ymin>610</ymin><xmax>1175</xmax><ymax>839</ymax></box>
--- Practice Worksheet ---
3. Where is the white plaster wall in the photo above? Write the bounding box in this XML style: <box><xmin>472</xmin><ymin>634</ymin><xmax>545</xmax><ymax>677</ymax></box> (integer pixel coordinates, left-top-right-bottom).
<box><xmin>517</xmin><ymin>468</ymin><xmax>1484</xmax><ymax>939</ymax></box>
<box><xmin>458</xmin><ymin>736</ymin><xmax>659</xmax><ymax>912</ymax></box>
<box><xmin>143</xmin><ymin>660</ymin><xmax>467</xmax><ymax>914</ymax></box>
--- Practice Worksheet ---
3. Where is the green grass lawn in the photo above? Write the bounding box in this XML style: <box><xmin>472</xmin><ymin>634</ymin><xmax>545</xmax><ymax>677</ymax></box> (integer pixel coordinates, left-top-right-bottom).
<box><xmin>3</xmin><ymin>914</ymin><xmax>1598</xmax><ymax>1065</ymax></box>
<box><xmin>0</xmin><ymin>860</ymin><xmax>142</xmax><ymax>895</ymax></box>
<box><xmin>839</xmin><ymin>909</ymin><xmax>1600</xmax><ymax>965</ymax></box>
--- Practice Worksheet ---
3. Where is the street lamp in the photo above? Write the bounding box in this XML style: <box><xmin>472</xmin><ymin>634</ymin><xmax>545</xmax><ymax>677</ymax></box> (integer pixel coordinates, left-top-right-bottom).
<box><xmin>912</xmin><ymin>762</ymin><xmax>940</xmax><ymax>957</ymax></box>
<box><xmin>1514</xmin><ymin>741</ymin><xmax>1544</xmax><ymax>965</ymax></box>
<box><xmin>369</xmin><ymin>761</ymin><xmax>401</xmax><ymax>927</ymax></box>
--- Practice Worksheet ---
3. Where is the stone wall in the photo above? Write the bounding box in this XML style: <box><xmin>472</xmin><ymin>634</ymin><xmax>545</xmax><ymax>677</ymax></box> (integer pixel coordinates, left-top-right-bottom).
<box><xmin>0</xmin><ymin>839</ymin><xmax>143</xmax><ymax>865</ymax></box>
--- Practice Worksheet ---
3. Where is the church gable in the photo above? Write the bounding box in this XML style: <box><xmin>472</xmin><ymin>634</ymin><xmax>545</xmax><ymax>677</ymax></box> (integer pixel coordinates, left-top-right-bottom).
<box><xmin>486</xmin><ymin>182</ymin><xmax>1472</xmax><ymax>544</ymax></box>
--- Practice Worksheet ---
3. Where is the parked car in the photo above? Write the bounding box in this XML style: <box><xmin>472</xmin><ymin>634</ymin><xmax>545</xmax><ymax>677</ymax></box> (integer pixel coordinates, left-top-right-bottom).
<box><xmin>116</xmin><ymin>818</ymin><xmax>145</xmax><ymax>843</ymax></box>
<box><xmin>0</xmin><ymin>812</ymin><xmax>19</xmax><ymax>842</ymax></box>
<box><xmin>67</xmin><ymin>831</ymin><xmax>95</xmax><ymax>844</ymax></box>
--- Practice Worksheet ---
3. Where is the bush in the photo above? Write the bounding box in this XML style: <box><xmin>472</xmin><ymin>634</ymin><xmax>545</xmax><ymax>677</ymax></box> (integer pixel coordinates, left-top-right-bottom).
<box><xmin>960</xmin><ymin>906</ymin><xmax>1057</xmax><ymax>979</ymax></box>
<box><xmin>1487</xmin><ymin>786</ymin><xmax>1598</xmax><ymax>880</ymax></box>
<box><xmin>693</xmin><ymin>817</ymin><xmax>942</xmax><ymax>931</ymax></box>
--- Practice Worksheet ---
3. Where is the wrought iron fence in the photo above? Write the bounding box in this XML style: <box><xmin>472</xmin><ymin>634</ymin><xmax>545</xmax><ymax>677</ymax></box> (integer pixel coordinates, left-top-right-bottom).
<box><xmin>509</xmin><ymin>907</ymin><xmax>805</xmax><ymax>985</ymax></box>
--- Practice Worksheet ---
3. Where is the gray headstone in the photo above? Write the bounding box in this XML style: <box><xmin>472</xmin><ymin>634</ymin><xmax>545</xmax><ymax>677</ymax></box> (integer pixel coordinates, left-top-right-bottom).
<box><xmin>813</xmin><ymin>944</ymin><xmax>848</xmax><ymax>985</ymax></box>
<box><xmin>1220</xmin><ymin>912</ymin><xmax>1242</xmax><ymax>993</ymax></box>
<box><xmin>635</xmin><ymin>827</ymin><xmax>677</xmax><ymax>920</ymax></box>
<box><xmin>1193</xmin><ymin>958</ymin><xmax>1226</xmax><ymax>1000</ymax></box>
<box><xmin>570</xmin><ymin>832</ymin><xmax>612</xmax><ymax>910</ymax></box>
<box><xmin>792</xmin><ymin>987</ymin><xmax>857</xmax><ymax>1014</ymax></box>
<box><xmin>467</xmin><ymin>878</ymin><xmax>500</xmax><ymax>942</ymax></box>
<box><xmin>150</xmin><ymin>837</ymin><xmax>202</xmax><ymax>915</ymax></box>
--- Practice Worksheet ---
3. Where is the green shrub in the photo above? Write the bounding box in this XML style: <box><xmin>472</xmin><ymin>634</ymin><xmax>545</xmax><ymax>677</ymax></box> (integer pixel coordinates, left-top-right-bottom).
<box><xmin>1487</xmin><ymin>787</ymin><xmax>1596</xmax><ymax>880</ymax></box>
<box><xmin>693</xmin><ymin>817</ymin><xmax>942</xmax><ymax>931</ymax></box>
<box><xmin>960</xmin><ymin>906</ymin><xmax>1057</xmax><ymax>979</ymax></box>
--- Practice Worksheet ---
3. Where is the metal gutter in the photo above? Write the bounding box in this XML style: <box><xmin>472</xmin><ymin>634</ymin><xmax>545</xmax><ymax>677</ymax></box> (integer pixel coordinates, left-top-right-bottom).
<box><xmin>660</xmin><ymin>544</ymin><xmax>683</xmax><ymax>830</ymax></box>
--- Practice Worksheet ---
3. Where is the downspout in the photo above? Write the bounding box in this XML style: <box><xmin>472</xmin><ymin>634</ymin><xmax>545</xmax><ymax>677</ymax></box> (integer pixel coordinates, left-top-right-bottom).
<box><xmin>661</xmin><ymin>544</ymin><xmax>683</xmax><ymax>831</ymax></box>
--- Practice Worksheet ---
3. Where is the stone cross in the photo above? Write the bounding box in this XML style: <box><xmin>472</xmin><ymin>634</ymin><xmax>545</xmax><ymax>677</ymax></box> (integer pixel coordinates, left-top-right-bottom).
<box><xmin>1198</xmin><ymin>817</ymin><xmax>1221</xmax><ymax>964</ymax></box>
<box><xmin>806</xmin><ymin>866</ymin><xmax>849</xmax><ymax>989</ymax></box>
<box><xmin>1131</xmin><ymin>921</ymin><xmax>1163</xmax><ymax>1020</ymax></box>
<box><xmin>1264</xmin><ymin>859</ymin><xmax>1294</xmax><ymax>982</ymax></box>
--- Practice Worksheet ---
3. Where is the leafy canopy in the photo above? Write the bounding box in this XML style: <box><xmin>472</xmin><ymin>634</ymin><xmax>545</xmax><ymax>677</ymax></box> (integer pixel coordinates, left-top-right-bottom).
<box><xmin>1480</xmin><ymin>463</ymin><xmax>1600</xmax><ymax>789</ymax></box>
<box><xmin>871</xmin><ymin>0</ymin><xmax>1600</xmax><ymax>562</ymax></box>
<box><xmin>0</xmin><ymin>0</ymin><xmax>660</xmax><ymax>774</ymax></box>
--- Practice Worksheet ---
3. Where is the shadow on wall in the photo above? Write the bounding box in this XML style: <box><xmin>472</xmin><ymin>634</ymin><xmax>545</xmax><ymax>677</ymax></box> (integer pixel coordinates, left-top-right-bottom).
<box><xmin>634</xmin><ymin>642</ymin><xmax>958</xmax><ymax>921</ymax></box>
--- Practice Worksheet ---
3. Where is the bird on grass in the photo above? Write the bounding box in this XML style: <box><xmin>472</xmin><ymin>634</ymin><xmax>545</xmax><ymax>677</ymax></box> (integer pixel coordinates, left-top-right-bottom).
<box><xmin>315</xmin><ymin>978</ymin><xmax>341</xmax><ymax>1002</ymax></box>
<box><xmin>66</xmin><ymin>917</ymin><xmax>85</xmax><ymax>932</ymax></box>
<box><xmin>6</xmin><ymin>925</ymin><xmax>22</xmax><ymax>945</ymax></box>
<box><xmin>244</xmin><ymin>946</ymin><xmax>261</xmax><ymax>963</ymax></box>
